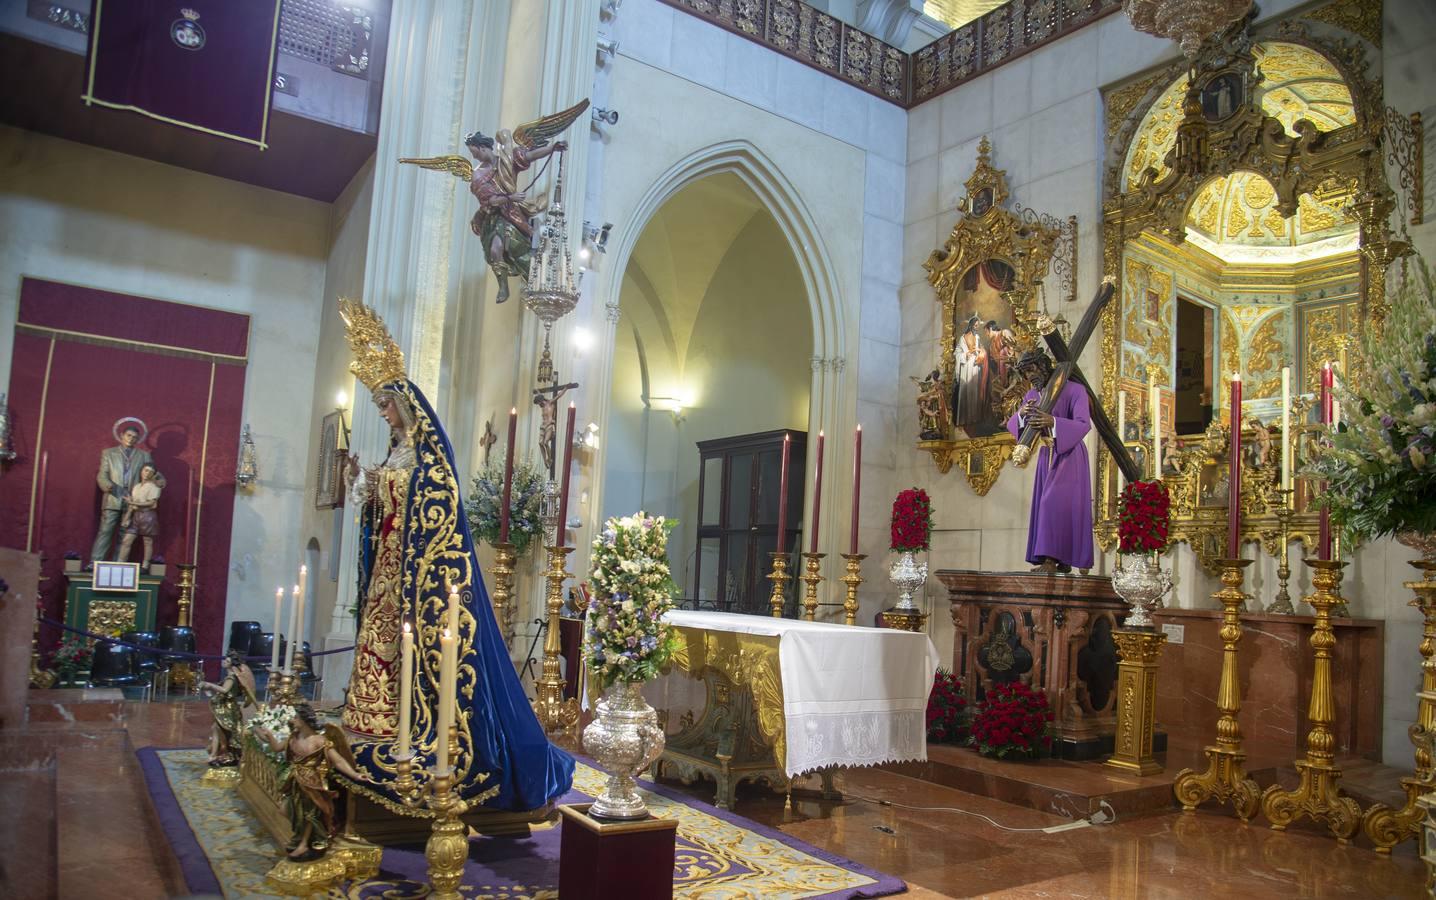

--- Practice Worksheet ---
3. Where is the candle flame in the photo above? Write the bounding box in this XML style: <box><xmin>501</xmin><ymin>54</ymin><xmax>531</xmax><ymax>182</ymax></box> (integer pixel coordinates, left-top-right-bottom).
<box><xmin>276</xmin><ymin>587</ymin><xmax>283</xmax><ymax>596</ymax></box>
<box><xmin>509</xmin><ymin>407</ymin><xmax>517</xmax><ymax>415</ymax></box>
<box><xmin>442</xmin><ymin>628</ymin><xmax>451</xmax><ymax>640</ymax></box>
<box><xmin>1232</xmin><ymin>373</ymin><xmax>1241</xmax><ymax>382</ymax></box>
<box><xmin>292</xmin><ymin>584</ymin><xmax>300</xmax><ymax>594</ymax></box>
<box><xmin>403</xmin><ymin>621</ymin><xmax>411</xmax><ymax>635</ymax></box>
<box><xmin>856</xmin><ymin>424</ymin><xmax>862</xmax><ymax>432</ymax></box>
<box><xmin>819</xmin><ymin>430</ymin><xmax>825</xmax><ymax>437</ymax></box>
<box><xmin>300</xmin><ymin>564</ymin><xmax>307</xmax><ymax>575</ymax></box>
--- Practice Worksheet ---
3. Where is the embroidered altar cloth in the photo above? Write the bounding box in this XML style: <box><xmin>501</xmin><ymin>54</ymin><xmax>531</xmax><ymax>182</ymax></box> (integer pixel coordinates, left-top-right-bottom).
<box><xmin>661</xmin><ymin>610</ymin><xmax>940</xmax><ymax>776</ymax></box>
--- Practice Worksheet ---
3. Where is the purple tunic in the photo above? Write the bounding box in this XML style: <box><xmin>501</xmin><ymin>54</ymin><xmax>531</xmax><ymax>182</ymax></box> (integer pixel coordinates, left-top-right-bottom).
<box><xmin>1006</xmin><ymin>380</ymin><xmax>1094</xmax><ymax>569</ymax></box>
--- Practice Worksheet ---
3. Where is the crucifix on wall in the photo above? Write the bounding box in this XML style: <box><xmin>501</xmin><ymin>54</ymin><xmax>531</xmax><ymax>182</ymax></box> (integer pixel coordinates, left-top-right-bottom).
<box><xmin>479</xmin><ymin>419</ymin><xmax>497</xmax><ymax>466</ymax></box>
<box><xmin>533</xmin><ymin>376</ymin><xmax>578</xmax><ymax>477</ymax></box>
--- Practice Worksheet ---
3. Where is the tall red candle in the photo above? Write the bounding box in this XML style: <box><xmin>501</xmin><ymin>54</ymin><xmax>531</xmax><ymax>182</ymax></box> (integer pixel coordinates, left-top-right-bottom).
<box><xmin>849</xmin><ymin>426</ymin><xmax>862</xmax><ymax>555</ymax></box>
<box><xmin>32</xmin><ymin>450</ymin><xmax>49</xmax><ymax>554</ymax></box>
<box><xmin>499</xmin><ymin>407</ymin><xmax>518</xmax><ymax>544</ymax></box>
<box><xmin>775</xmin><ymin>433</ymin><xmax>791</xmax><ymax>552</ymax></box>
<box><xmin>184</xmin><ymin>470</ymin><xmax>194</xmax><ymax>565</ymax></box>
<box><xmin>1318</xmin><ymin>363</ymin><xmax>1333</xmax><ymax>560</ymax></box>
<box><xmin>1227</xmin><ymin>374</ymin><xmax>1242</xmax><ymax>559</ymax></box>
<box><xmin>555</xmin><ymin>403</ymin><xmax>576</xmax><ymax>546</ymax></box>
<box><xmin>809</xmin><ymin>431</ymin><xmax>825</xmax><ymax>554</ymax></box>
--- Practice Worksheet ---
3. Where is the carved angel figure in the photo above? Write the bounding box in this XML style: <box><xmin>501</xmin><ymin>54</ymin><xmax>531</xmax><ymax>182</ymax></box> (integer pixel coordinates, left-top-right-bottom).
<box><xmin>400</xmin><ymin>100</ymin><xmax>590</xmax><ymax>303</ymax></box>
<box><xmin>254</xmin><ymin>703</ymin><xmax>373</xmax><ymax>861</ymax></box>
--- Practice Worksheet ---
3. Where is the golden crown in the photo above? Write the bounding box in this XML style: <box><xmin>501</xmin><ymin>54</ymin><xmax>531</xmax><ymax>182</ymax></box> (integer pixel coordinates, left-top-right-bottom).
<box><xmin>338</xmin><ymin>299</ymin><xmax>407</xmax><ymax>392</ymax></box>
<box><xmin>180</xmin><ymin>8</ymin><xmax>200</xmax><ymax>21</ymax></box>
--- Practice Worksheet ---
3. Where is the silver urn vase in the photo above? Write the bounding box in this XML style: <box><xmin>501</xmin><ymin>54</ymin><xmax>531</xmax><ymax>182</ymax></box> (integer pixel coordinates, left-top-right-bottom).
<box><xmin>888</xmin><ymin>550</ymin><xmax>928</xmax><ymax>611</ymax></box>
<box><xmin>581</xmin><ymin>680</ymin><xmax>666</xmax><ymax>819</ymax></box>
<box><xmin>1112</xmin><ymin>553</ymin><xmax>1172</xmax><ymax>629</ymax></box>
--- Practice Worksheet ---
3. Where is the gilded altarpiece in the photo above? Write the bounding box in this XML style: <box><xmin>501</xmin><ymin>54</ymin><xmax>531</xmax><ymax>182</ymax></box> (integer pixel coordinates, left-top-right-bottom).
<box><xmin>1095</xmin><ymin>3</ymin><xmax>1422</xmax><ymax>570</ymax></box>
<box><xmin>917</xmin><ymin>138</ymin><xmax>1076</xmax><ymax>495</ymax></box>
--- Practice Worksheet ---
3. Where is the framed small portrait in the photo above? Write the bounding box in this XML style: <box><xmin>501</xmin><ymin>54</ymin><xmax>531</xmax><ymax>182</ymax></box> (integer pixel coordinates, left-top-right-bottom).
<box><xmin>1200</xmin><ymin>73</ymin><xmax>1243</xmax><ymax>123</ymax></box>
<box><xmin>969</xmin><ymin>187</ymin><xmax>994</xmax><ymax>218</ymax></box>
<box><xmin>1144</xmin><ymin>288</ymin><xmax>1160</xmax><ymax>323</ymax></box>
<box><xmin>93</xmin><ymin>561</ymin><xmax>140</xmax><ymax>592</ymax></box>
<box><xmin>315</xmin><ymin>412</ymin><xmax>346</xmax><ymax>510</ymax></box>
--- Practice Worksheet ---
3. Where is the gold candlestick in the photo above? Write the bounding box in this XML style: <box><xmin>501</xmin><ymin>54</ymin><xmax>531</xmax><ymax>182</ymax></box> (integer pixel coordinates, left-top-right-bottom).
<box><xmin>424</xmin><ymin>770</ymin><xmax>470</xmax><ymax>900</ymax></box>
<box><xmin>1261</xmin><ymin>559</ymin><xmax>1364</xmax><ymax>842</ymax></box>
<box><xmin>767</xmin><ymin>551</ymin><xmax>791</xmax><ymax>618</ymax></box>
<box><xmin>1330</xmin><ymin>536</ymin><xmax>1349</xmax><ymax>618</ymax></box>
<box><xmin>800</xmin><ymin>552</ymin><xmax>825</xmax><ymax>621</ymax></box>
<box><xmin>1362</xmin><ymin>560</ymin><xmax>1436</xmax><ymax>852</ymax></box>
<box><xmin>1173</xmin><ymin>559</ymin><xmax>1261</xmax><ymax>820</ymax></box>
<box><xmin>533</xmin><ymin>545</ymin><xmax>579</xmax><ymax>735</ymax></box>
<box><xmin>176</xmin><ymin>562</ymin><xmax>197</xmax><ymax>626</ymax></box>
<box><xmin>29</xmin><ymin>600</ymin><xmax>55</xmax><ymax>689</ymax></box>
<box><xmin>393</xmin><ymin>752</ymin><xmax>422</xmax><ymax>806</ymax></box>
<box><xmin>490</xmin><ymin>541</ymin><xmax>517</xmax><ymax>645</ymax></box>
<box><xmin>1267</xmin><ymin>489</ymin><xmax>1295</xmax><ymax>615</ymax></box>
<box><xmin>839</xmin><ymin>553</ymin><xmax>866</xmax><ymax>626</ymax></box>
<box><xmin>1106</xmin><ymin>629</ymin><xmax>1168</xmax><ymax>775</ymax></box>
<box><xmin>269</xmin><ymin>670</ymin><xmax>301</xmax><ymax>706</ymax></box>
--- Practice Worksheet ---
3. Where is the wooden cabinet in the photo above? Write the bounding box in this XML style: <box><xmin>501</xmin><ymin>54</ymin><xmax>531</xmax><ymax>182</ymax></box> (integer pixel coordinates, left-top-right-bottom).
<box><xmin>692</xmin><ymin>429</ymin><xmax>806</xmax><ymax>616</ymax></box>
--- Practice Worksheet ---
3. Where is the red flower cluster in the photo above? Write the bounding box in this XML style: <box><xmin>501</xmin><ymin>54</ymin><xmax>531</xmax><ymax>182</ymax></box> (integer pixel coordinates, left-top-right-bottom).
<box><xmin>971</xmin><ymin>681</ymin><xmax>1053</xmax><ymax>759</ymax></box>
<box><xmin>890</xmin><ymin>487</ymin><xmax>933</xmax><ymax>552</ymax></box>
<box><xmin>925</xmin><ymin>668</ymin><xmax>968</xmax><ymax>743</ymax></box>
<box><xmin>1117</xmin><ymin>479</ymin><xmax>1171</xmax><ymax>553</ymax></box>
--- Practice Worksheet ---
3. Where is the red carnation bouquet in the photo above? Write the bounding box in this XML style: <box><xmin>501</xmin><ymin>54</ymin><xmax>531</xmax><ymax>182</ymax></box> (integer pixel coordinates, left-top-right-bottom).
<box><xmin>890</xmin><ymin>487</ymin><xmax>933</xmax><ymax>552</ymax></box>
<box><xmin>971</xmin><ymin>681</ymin><xmax>1053</xmax><ymax>759</ymax></box>
<box><xmin>926</xmin><ymin>668</ymin><xmax>968</xmax><ymax>743</ymax></box>
<box><xmin>1117</xmin><ymin>479</ymin><xmax>1171</xmax><ymax>554</ymax></box>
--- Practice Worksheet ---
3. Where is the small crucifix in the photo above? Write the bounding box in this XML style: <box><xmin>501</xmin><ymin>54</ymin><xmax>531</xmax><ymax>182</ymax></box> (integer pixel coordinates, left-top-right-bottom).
<box><xmin>533</xmin><ymin>375</ymin><xmax>579</xmax><ymax>477</ymax></box>
<box><xmin>479</xmin><ymin>419</ymin><xmax>498</xmax><ymax>466</ymax></box>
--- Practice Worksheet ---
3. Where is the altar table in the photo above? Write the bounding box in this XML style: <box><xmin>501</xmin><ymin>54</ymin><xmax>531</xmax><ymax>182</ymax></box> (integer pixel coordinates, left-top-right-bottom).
<box><xmin>650</xmin><ymin>610</ymin><xmax>939</xmax><ymax>808</ymax></box>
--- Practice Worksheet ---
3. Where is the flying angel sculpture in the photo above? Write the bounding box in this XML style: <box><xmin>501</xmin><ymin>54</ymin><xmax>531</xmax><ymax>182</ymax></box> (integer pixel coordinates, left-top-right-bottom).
<box><xmin>400</xmin><ymin>99</ymin><xmax>590</xmax><ymax>303</ymax></box>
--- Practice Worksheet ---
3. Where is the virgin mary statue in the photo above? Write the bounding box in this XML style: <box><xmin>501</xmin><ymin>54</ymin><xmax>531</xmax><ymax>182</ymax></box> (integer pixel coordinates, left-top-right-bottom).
<box><xmin>338</xmin><ymin>299</ymin><xmax>573</xmax><ymax>810</ymax></box>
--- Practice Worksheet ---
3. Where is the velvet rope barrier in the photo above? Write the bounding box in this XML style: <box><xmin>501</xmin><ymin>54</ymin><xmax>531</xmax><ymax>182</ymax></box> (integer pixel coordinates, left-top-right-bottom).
<box><xmin>39</xmin><ymin>616</ymin><xmax>354</xmax><ymax>662</ymax></box>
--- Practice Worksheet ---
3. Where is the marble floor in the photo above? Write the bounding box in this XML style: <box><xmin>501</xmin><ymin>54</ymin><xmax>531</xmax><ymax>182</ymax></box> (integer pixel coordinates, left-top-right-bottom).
<box><xmin>3</xmin><ymin>697</ymin><xmax>1426</xmax><ymax>899</ymax></box>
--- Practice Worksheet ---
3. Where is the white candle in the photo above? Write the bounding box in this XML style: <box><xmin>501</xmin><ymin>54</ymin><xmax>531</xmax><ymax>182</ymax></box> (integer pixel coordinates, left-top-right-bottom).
<box><xmin>297</xmin><ymin>564</ymin><xmax>307</xmax><ymax>621</ymax></box>
<box><xmin>437</xmin><ymin>627</ymin><xmax>455</xmax><ymax>773</ymax></box>
<box><xmin>1149</xmin><ymin>374</ymin><xmax>1161</xmax><ymax>480</ymax></box>
<box><xmin>1280</xmin><ymin>366</ymin><xmax>1292</xmax><ymax>494</ymax></box>
<box><xmin>284</xmin><ymin>583</ymin><xmax>300</xmax><ymax>674</ymax></box>
<box><xmin>1116</xmin><ymin>391</ymin><xmax>1128</xmax><ymax>488</ymax></box>
<box><xmin>293</xmin><ymin>584</ymin><xmax>305</xmax><ymax>670</ymax></box>
<box><xmin>271</xmin><ymin>587</ymin><xmax>283</xmax><ymax>671</ymax></box>
<box><xmin>398</xmin><ymin>622</ymin><xmax>413</xmax><ymax>758</ymax></box>
<box><xmin>447</xmin><ymin>585</ymin><xmax>461</xmax><ymax>643</ymax></box>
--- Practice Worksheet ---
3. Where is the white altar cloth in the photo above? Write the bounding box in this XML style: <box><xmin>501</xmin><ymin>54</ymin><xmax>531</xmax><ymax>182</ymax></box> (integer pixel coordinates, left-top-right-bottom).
<box><xmin>661</xmin><ymin>610</ymin><xmax>940</xmax><ymax>776</ymax></box>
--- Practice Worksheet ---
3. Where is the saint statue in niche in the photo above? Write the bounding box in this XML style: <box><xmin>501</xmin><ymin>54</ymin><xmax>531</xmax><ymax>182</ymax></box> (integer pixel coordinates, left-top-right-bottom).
<box><xmin>91</xmin><ymin>417</ymin><xmax>166</xmax><ymax>563</ymax></box>
<box><xmin>949</xmin><ymin>261</ymin><xmax>1018</xmax><ymax>438</ymax></box>
<box><xmin>912</xmin><ymin>368</ymin><xmax>950</xmax><ymax>440</ymax></box>
<box><xmin>399</xmin><ymin>100</ymin><xmax>590</xmax><ymax>303</ymax></box>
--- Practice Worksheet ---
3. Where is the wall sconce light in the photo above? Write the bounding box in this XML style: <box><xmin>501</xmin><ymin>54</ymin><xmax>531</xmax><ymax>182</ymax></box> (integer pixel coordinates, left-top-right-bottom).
<box><xmin>592</xmin><ymin>107</ymin><xmax>619</xmax><ymax>127</ymax></box>
<box><xmin>596</xmin><ymin>37</ymin><xmax>619</xmax><ymax>62</ymax></box>
<box><xmin>235</xmin><ymin>424</ymin><xmax>259</xmax><ymax>488</ymax></box>
<box><xmin>600</xmin><ymin>0</ymin><xmax>621</xmax><ymax>21</ymax></box>
<box><xmin>335</xmin><ymin>390</ymin><xmax>351</xmax><ymax>450</ymax></box>
<box><xmin>648</xmin><ymin>396</ymin><xmax>686</xmax><ymax>423</ymax></box>
<box><xmin>574</xmin><ymin>421</ymin><xmax>601</xmax><ymax>452</ymax></box>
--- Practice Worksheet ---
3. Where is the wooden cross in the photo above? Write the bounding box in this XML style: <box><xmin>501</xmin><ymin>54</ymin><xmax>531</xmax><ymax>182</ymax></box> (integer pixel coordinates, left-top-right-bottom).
<box><xmin>479</xmin><ymin>419</ymin><xmax>497</xmax><ymax>466</ymax></box>
<box><xmin>1013</xmin><ymin>277</ymin><xmax>1142</xmax><ymax>483</ymax></box>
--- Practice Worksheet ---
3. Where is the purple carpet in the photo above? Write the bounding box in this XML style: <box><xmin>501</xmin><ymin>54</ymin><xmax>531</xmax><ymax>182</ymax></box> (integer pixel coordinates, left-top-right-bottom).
<box><xmin>138</xmin><ymin>747</ymin><xmax>906</xmax><ymax>898</ymax></box>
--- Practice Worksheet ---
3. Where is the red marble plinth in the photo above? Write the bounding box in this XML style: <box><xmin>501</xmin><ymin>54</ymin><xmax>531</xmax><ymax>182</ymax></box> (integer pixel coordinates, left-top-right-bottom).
<box><xmin>1152</xmin><ymin>608</ymin><xmax>1383</xmax><ymax>759</ymax></box>
<box><xmin>0</xmin><ymin>547</ymin><xmax>41</xmax><ymax>730</ymax></box>
<box><xmin>558</xmin><ymin>803</ymin><xmax>678</xmax><ymax>900</ymax></box>
<box><xmin>26</xmin><ymin>688</ymin><xmax>128</xmax><ymax>725</ymax></box>
<box><xmin>937</xmin><ymin>570</ymin><xmax>1128</xmax><ymax>751</ymax></box>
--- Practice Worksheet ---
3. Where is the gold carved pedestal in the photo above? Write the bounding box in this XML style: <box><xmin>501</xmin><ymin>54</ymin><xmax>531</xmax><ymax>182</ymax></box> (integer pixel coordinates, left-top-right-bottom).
<box><xmin>1362</xmin><ymin>561</ymin><xmax>1436</xmax><ymax>852</ymax></box>
<box><xmin>533</xmin><ymin>545</ymin><xmax>579</xmax><ymax>736</ymax></box>
<box><xmin>799</xmin><ymin>552</ymin><xmax>825</xmax><ymax>621</ymax></box>
<box><xmin>879</xmin><ymin>607</ymin><xmax>929</xmax><ymax>632</ymax></box>
<box><xmin>169</xmin><ymin>562</ymin><xmax>199</xmax><ymax>691</ymax></box>
<box><xmin>424</xmin><ymin>770</ymin><xmax>470</xmax><ymax>900</ymax></box>
<box><xmin>1260</xmin><ymin>559</ymin><xmax>1364</xmax><ymax>843</ymax></box>
<box><xmin>1105</xmin><ymin>629</ymin><xmax>1167</xmax><ymax>776</ymax></box>
<box><xmin>490</xmin><ymin>541</ymin><xmax>517</xmax><ymax>645</ymax></box>
<box><xmin>1173</xmin><ymin>559</ymin><xmax>1261</xmax><ymax>820</ymax></box>
<box><xmin>839</xmin><ymin>553</ymin><xmax>866</xmax><ymax>626</ymax></box>
<box><xmin>767</xmin><ymin>551</ymin><xmax>791</xmax><ymax>618</ymax></box>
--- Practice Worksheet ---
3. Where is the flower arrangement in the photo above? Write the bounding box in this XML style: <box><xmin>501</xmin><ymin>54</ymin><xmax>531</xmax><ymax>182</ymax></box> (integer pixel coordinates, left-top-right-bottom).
<box><xmin>50</xmin><ymin>639</ymin><xmax>91</xmax><ymax>674</ymax></box>
<box><xmin>1117</xmin><ymin>480</ymin><xmax>1171</xmax><ymax>553</ymax></box>
<box><xmin>584</xmin><ymin>513</ymin><xmax>681</xmax><ymax>690</ymax></box>
<box><xmin>971</xmin><ymin>681</ymin><xmax>1053</xmax><ymax>759</ymax></box>
<box><xmin>249</xmin><ymin>703</ymin><xmax>296</xmax><ymax>761</ymax></box>
<box><xmin>1306</xmin><ymin>259</ymin><xmax>1436</xmax><ymax>543</ymax></box>
<box><xmin>465</xmin><ymin>456</ymin><xmax>546</xmax><ymax>557</ymax></box>
<box><xmin>926</xmin><ymin>668</ymin><xmax>968</xmax><ymax>743</ymax></box>
<box><xmin>890</xmin><ymin>488</ymin><xmax>934</xmax><ymax>552</ymax></box>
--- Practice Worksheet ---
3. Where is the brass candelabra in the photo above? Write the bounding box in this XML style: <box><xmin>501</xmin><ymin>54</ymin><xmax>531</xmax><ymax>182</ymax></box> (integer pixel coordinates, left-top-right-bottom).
<box><xmin>800</xmin><ymin>552</ymin><xmax>825</xmax><ymax>621</ymax></box>
<box><xmin>490</xmin><ymin>541</ymin><xmax>517</xmax><ymax>645</ymax></box>
<box><xmin>1172</xmin><ymin>559</ymin><xmax>1261</xmax><ymax>820</ymax></box>
<box><xmin>1362</xmin><ymin>560</ymin><xmax>1436</xmax><ymax>851</ymax></box>
<box><xmin>1267</xmin><ymin>489</ymin><xmax>1295</xmax><ymax>615</ymax></box>
<box><xmin>1261</xmin><ymin>559</ymin><xmax>1363</xmax><ymax>842</ymax></box>
<box><xmin>392</xmin><ymin>752</ymin><xmax>422</xmax><ymax>806</ymax></box>
<box><xmin>268</xmin><ymin>670</ymin><xmax>301</xmax><ymax>706</ymax></box>
<box><xmin>767</xmin><ymin>551</ymin><xmax>791</xmax><ymax>618</ymax></box>
<box><xmin>29</xmin><ymin>599</ymin><xmax>55</xmax><ymax>689</ymax></box>
<box><xmin>533</xmin><ymin>544</ymin><xmax>579</xmax><ymax>735</ymax></box>
<box><xmin>176</xmin><ymin>562</ymin><xmax>196</xmax><ymax>626</ymax></box>
<box><xmin>424</xmin><ymin>770</ymin><xmax>470</xmax><ymax>900</ymax></box>
<box><xmin>839</xmin><ymin>553</ymin><xmax>866</xmax><ymax>626</ymax></box>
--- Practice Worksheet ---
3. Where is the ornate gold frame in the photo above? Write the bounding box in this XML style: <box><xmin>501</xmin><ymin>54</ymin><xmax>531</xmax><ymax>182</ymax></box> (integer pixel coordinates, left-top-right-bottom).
<box><xmin>1095</xmin><ymin>3</ymin><xmax>1421</xmax><ymax>569</ymax></box>
<box><xmin>920</xmin><ymin>138</ymin><xmax>1074</xmax><ymax>495</ymax></box>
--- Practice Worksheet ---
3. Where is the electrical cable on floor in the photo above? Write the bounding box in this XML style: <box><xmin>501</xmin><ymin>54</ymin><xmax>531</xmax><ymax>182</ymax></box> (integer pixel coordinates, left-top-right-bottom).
<box><xmin>850</xmin><ymin>794</ymin><xmax>1117</xmax><ymax>835</ymax></box>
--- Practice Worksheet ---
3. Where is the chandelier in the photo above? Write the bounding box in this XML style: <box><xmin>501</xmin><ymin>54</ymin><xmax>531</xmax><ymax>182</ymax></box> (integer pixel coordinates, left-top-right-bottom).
<box><xmin>1123</xmin><ymin>0</ymin><xmax>1251</xmax><ymax>60</ymax></box>
<box><xmin>522</xmin><ymin>150</ymin><xmax>582</xmax><ymax>333</ymax></box>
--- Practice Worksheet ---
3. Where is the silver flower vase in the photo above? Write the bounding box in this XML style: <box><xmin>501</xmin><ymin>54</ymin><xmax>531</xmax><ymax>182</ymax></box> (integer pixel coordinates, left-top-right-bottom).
<box><xmin>888</xmin><ymin>550</ymin><xmax>928</xmax><ymax>611</ymax></box>
<box><xmin>1112</xmin><ymin>553</ymin><xmax>1172</xmax><ymax>629</ymax></box>
<box><xmin>581</xmin><ymin>680</ymin><xmax>666</xmax><ymax>819</ymax></box>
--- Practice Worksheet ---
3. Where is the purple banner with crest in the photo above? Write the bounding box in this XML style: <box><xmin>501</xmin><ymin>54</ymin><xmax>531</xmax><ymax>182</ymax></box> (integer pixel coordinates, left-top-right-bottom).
<box><xmin>83</xmin><ymin>0</ymin><xmax>283</xmax><ymax>148</ymax></box>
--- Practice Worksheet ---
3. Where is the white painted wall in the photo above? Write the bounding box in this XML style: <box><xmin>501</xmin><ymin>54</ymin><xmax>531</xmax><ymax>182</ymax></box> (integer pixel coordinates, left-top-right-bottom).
<box><xmin>0</xmin><ymin>126</ymin><xmax>332</xmax><ymax>643</ymax></box>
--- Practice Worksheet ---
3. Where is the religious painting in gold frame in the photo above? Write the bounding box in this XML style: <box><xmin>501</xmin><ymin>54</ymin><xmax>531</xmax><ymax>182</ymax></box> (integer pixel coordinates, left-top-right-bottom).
<box><xmin>917</xmin><ymin>137</ymin><xmax>1075</xmax><ymax>495</ymax></box>
<box><xmin>1094</xmin><ymin>3</ymin><xmax>1422</xmax><ymax>571</ymax></box>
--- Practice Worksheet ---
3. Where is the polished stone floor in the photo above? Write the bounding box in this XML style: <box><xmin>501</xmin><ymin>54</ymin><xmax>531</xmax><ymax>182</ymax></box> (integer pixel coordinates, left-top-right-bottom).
<box><xmin>6</xmin><ymin>697</ymin><xmax>1426</xmax><ymax>899</ymax></box>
